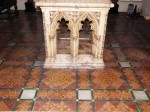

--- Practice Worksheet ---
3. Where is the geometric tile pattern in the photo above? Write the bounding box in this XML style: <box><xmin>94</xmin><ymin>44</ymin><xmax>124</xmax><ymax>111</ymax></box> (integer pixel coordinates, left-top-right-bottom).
<box><xmin>91</xmin><ymin>68</ymin><xmax>128</xmax><ymax>89</ymax></box>
<box><xmin>15</xmin><ymin>100</ymin><xmax>32</xmax><ymax>111</ymax></box>
<box><xmin>95</xmin><ymin>102</ymin><xmax>138</xmax><ymax>112</ymax></box>
<box><xmin>40</xmin><ymin>69</ymin><xmax>76</xmax><ymax>89</ymax></box>
<box><xmin>0</xmin><ymin>11</ymin><xmax>150</xmax><ymax>111</ymax></box>
<box><xmin>37</xmin><ymin>90</ymin><xmax>76</xmax><ymax>100</ymax></box>
<box><xmin>94</xmin><ymin>90</ymin><xmax>133</xmax><ymax>100</ymax></box>
<box><xmin>33</xmin><ymin>101</ymin><xmax>76</xmax><ymax>111</ymax></box>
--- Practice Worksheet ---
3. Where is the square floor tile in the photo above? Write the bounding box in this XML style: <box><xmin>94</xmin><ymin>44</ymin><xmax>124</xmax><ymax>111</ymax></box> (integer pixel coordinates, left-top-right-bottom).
<box><xmin>78</xmin><ymin>90</ymin><xmax>92</xmax><ymax>100</ymax></box>
<box><xmin>20</xmin><ymin>90</ymin><xmax>36</xmax><ymax>99</ymax></box>
<box><xmin>132</xmin><ymin>91</ymin><xmax>149</xmax><ymax>100</ymax></box>
<box><xmin>119</xmin><ymin>62</ymin><xmax>131</xmax><ymax>67</ymax></box>
<box><xmin>0</xmin><ymin>60</ymin><xmax>3</xmax><ymax>64</ymax></box>
<box><xmin>34</xmin><ymin>61</ymin><xmax>44</xmax><ymax>67</ymax></box>
<box><xmin>111</xmin><ymin>44</ymin><xmax>120</xmax><ymax>48</ymax></box>
<box><xmin>7</xmin><ymin>42</ymin><xmax>16</xmax><ymax>46</ymax></box>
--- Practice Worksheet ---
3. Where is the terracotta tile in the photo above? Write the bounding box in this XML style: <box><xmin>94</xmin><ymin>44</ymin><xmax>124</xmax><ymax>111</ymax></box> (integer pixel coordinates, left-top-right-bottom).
<box><xmin>124</xmin><ymin>48</ymin><xmax>150</xmax><ymax>61</ymax></box>
<box><xmin>15</xmin><ymin>100</ymin><xmax>32</xmax><ymax>111</ymax></box>
<box><xmin>135</xmin><ymin>68</ymin><xmax>150</xmax><ymax>89</ymax></box>
<box><xmin>0</xmin><ymin>33</ymin><xmax>11</xmax><ymax>43</ymax></box>
<box><xmin>78</xmin><ymin>70</ymin><xmax>90</xmax><ymax>89</ymax></box>
<box><xmin>113</xmin><ymin>48</ymin><xmax>127</xmax><ymax>61</ymax></box>
<box><xmin>78</xmin><ymin>101</ymin><xmax>93</xmax><ymax>112</ymax></box>
<box><xmin>20</xmin><ymin>34</ymin><xmax>43</xmax><ymax>43</ymax></box>
<box><xmin>138</xmin><ymin>102</ymin><xmax>150</xmax><ymax>112</ymax></box>
<box><xmin>0</xmin><ymin>47</ymin><xmax>12</xmax><ymax>59</ymax></box>
<box><xmin>94</xmin><ymin>90</ymin><xmax>133</xmax><ymax>100</ymax></box>
<box><xmin>7</xmin><ymin>46</ymin><xmax>38</xmax><ymax>60</ymax></box>
<box><xmin>0</xmin><ymin>90</ymin><xmax>21</xmax><ymax>99</ymax></box>
<box><xmin>123</xmin><ymin>68</ymin><xmax>142</xmax><ymax>89</ymax></box>
<box><xmin>25</xmin><ymin>67</ymin><xmax>42</xmax><ymax>88</ymax></box>
<box><xmin>91</xmin><ymin>68</ymin><xmax>128</xmax><ymax>89</ymax></box>
<box><xmin>95</xmin><ymin>102</ymin><xmax>138</xmax><ymax>112</ymax></box>
<box><xmin>147</xmin><ymin>91</ymin><xmax>150</xmax><ymax>98</ymax></box>
<box><xmin>103</xmin><ymin>48</ymin><xmax>116</xmax><ymax>61</ymax></box>
<box><xmin>33</xmin><ymin>101</ymin><xmax>76</xmax><ymax>111</ymax></box>
<box><xmin>2</xmin><ymin>60</ymin><xmax>33</xmax><ymax>66</ymax></box>
<box><xmin>104</xmin><ymin>62</ymin><xmax>119</xmax><ymax>67</ymax></box>
<box><xmin>40</xmin><ymin>69</ymin><xmax>76</xmax><ymax>89</ymax></box>
<box><xmin>0</xmin><ymin>100</ymin><xmax>16</xmax><ymax>111</ymax></box>
<box><xmin>37</xmin><ymin>90</ymin><xmax>76</xmax><ymax>100</ymax></box>
<box><xmin>131</xmin><ymin>62</ymin><xmax>150</xmax><ymax>67</ymax></box>
<box><xmin>37</xmin><ymin>47</ymin><xmax>45</xmax><ymax>61</ymax></box>
<box><xmin>0</xmin><ymin>66</ymin><xmax>30</xmax><ymax>88</ymax></box>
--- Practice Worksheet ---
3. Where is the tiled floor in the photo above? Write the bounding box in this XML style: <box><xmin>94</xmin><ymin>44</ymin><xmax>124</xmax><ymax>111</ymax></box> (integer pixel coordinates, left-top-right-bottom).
<box><xmin>0</xmin><ymin>11</ymin><xmax>150</xmax><ymax>111</ymax></box>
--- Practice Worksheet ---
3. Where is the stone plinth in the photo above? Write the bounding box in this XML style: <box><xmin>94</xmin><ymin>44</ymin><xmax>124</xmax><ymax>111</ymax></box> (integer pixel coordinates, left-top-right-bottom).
<box><xmin>36</xmin><ymin>0</ymin><xmax>114</xmax><ymax>69</ymax></box>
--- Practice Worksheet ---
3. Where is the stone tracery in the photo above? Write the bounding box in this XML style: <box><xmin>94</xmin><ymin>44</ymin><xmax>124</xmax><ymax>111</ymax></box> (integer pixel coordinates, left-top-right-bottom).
<box><xmin>36</xmin><ymin>0</ymin><xmax>114</xmax><ymax>69</ymax></box>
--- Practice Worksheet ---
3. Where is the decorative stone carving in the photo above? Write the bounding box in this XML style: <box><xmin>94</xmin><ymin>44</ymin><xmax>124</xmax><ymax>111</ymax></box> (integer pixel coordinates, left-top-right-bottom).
<box><xmin>36</xmin><ymin>0</ymin><xmax>114</xmax><ymax>69</ymax></box>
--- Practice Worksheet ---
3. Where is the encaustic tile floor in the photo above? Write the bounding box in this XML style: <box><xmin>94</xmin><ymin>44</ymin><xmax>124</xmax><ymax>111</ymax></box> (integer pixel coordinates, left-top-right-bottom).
<box><xmin>0</xmin><ymin>11</ymin><xmax>150</xmax><ymax>111</ymax></box>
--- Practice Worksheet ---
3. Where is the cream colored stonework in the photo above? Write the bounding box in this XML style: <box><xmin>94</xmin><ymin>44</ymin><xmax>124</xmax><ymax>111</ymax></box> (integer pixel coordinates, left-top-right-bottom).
<box><xmin>36</xmin><ymin>0</ymin><xmax>113</xmax><ymax>69</ymax></box>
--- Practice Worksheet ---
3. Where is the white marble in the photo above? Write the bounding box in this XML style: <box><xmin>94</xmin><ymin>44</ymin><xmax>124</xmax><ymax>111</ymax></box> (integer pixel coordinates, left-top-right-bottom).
<box><xmin>20</xmin><ymin>90</ymin><xmax>36</xmax><ymax>99</ymax></box>
<box><xmin>36</xmin><ymin>0</ymin><xmax>113</xmax><ymax>69</ymax></box>
<box><xmin>34</xmin><ymin>61</ymin><xmax>44</xmax><ymax>67</ymax></box>
<box><xmin>133</xmin><ymin>91</ymin><xmax>149</xmax><ymax>100</ymax></box>
<box><xmin>78</xmin><ymin>90</ymin><xmax>92</xmax><ymax>100</ymax></box>
<box><xmin>119</xmin><ymin>62</ymin><xmax>131</xmax><ymax>68</ymax></box>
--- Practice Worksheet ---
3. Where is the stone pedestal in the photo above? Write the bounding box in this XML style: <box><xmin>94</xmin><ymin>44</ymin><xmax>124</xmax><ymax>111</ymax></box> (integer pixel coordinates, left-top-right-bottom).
<box><xmin>36</xmin><ymin>0</ymin><xmax>114</xmax><ymax>69</ymax></box>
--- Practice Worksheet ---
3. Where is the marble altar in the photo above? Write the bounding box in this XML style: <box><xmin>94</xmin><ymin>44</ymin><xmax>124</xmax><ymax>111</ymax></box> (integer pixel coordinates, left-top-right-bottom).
<box><xmin>36</xmin><ymin>0</ymin><xmax>114</xmax><ymax>69</ymax></box>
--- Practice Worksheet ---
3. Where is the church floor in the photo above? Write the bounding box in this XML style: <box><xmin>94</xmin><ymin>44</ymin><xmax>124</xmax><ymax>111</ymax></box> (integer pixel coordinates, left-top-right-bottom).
<box><xmin>0</xmin><ymin>11</ymin><xmax>150</xmax><ymax>111</ymax></box>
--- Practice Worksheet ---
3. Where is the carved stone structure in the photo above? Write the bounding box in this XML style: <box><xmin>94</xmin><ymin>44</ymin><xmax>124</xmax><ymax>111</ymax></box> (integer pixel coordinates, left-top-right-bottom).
<box><xmin>36</xmin><ymin>0</ymin><xmax>114</xmax><ymax>69</ymax></box>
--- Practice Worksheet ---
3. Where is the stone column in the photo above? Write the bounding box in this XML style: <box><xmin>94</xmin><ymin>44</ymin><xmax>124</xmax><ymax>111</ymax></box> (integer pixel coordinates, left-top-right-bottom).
<box><xmin>41</xmin><ymin>8</ymin><xmax>57</xmax><ymax>63</ymax></box>
<box><xmin>95</xmin><ymin>10</ymin><xmax>109</xmax><ymax>59</ymax></box>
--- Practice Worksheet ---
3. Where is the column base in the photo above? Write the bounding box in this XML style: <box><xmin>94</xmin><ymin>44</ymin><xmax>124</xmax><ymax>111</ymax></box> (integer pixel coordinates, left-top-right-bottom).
<box><xmin>44</xmin><ymin>54</ymin><xmax>105</xmax><ymax>69</ymax></box>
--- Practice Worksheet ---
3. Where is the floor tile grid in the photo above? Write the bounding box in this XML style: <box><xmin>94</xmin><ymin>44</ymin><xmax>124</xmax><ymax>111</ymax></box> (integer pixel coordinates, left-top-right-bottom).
<box><xmin>29</xmin><ymin>67</ymin><xmax>45</xmax><ymax>111</ymax></box>
<box><xmin>12</xmin><ymin>43</ymin><xmax>44</xmax><ymax>111</ymax></box>
<box><xmin>112</xmin><ymin>35</ymin><xmax>150</xmax><ymax>112</ymax></box>
<box><xmin>88</xmin><ymin>69</ymin><xmax>95</xmax><ymax>112</ymax></box>
<box><xmin>108</xmin><ymin>36</ymin><xmax>143</xmax><ymax>112</ymax></box>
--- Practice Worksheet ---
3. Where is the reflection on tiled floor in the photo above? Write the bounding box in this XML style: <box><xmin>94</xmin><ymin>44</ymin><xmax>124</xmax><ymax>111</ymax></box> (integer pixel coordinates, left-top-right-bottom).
<box><xmin>0</xmin><ymin>11</ymin><xmax>150</xmax><ymax>111</ymax></box>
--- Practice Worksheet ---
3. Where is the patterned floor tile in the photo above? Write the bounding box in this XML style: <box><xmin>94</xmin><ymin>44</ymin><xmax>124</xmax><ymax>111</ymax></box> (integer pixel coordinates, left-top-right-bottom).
<box><xmin>36</xmin><ymin>47</ymin><xmax>45</xmax><ymax>61</ymax></box>
<box><xmin>0</xmin><ymin>66</ymin><xmax>30</xmax><ymax>88</ymax></box>
<box><xmin>135</xmin><ymin>68</ymin><xmax>150</xmax><ymax>89</ymax></box>
<box><xmin>91</xmin><ymin>68</ymin><xmax>128</xmax><ymax>89</ymax></box>
<box><xmin>138</xmin><ymin>102</ymin><xmax>150</xmax><ymax>112</ymax></box>
<box><xmin>103</xmin><ymin>48</ymin><xmax>116</xmax><ymax>61</ymax></box>
<box><xmin>131</xmin><ymin>62</ymin><xmax>150</xmax><ymax>68</ymax></box>
<box><xmin>0</xmin><ymin>90</ymin><xmax>21</xmax><ymax>99</ymax></box>
<box><xmin>25</xmin><ymin>67</ymin><xmax>42</xmax><ymax>88</ymax></box>
<box><xmin>78</xmin><ymin>90</ymin><xmax>92</xmax><ymax>100</ymax></box>
<box><xmin>0</xmin><ymin>47</ymin><xmax>12</xmax><ymax>59</ymax></box>
<box><xmin>40</xmin><ymin>69</ymin><xmax>76</xmax><ymax>89</ymax></box>
<box><xmin>34</xmin><ymin>61</ymin><xmax>44</xmax><ymax>67</ymax></box>
<box><xmin>2</xmin><ymin>60</ymin><xmax>33</xmax><ymax>66</ymax></box>
<box><xmin>94</xmin><ymin>102</ymin><xmax>138</xmax><ymax>112</ymax></box>
<box><xmin>94</xmin><ymin>90</ymin><xmax>133</xmax><ymax>100</ymax></box>
<box><xmin>37</xmin><ymin>90</ymin><xmax>76</xmax><ymax>100</ymax></box>
<box><xmin>133</xmin><ymin>91</ymin><xmax>149</xmax><ymax>101</ymax></box>
<box><xmin>7</xmin><ymin>46</ymin><xmax>38</xmax><ymax>60</ymax></box>
<box><xmin>15</xmin><ymin>100</ymin><xmax>32</xmax><ymax>111</ymax></box>
<box><xmin>0</xmin><ymin>100</ymin><xmax>16</xmax><ymax>111</ymax></box>
<box><xmin>124</xmin><ymin>48</ymin><xmax>150</xmax><ymax>61</ymax></box>
<box><xmin>119</xmin><ymin>62</ymin><xmax>131</xmax><ymax>68</ymax></box>
<box><xmin>20</xmin><ymin>90</ymin><xmax>36</xmax><ymax>99</ymax></box>
<box><xmin>78</xmin><ymin>101</ymin><xmax>93</xmax><ymax>112</ymax></box>
<box><xmin>147</xmin><ymin>91</ymin><xmax>150</xmax><ymax>98</ymax></box>
<box><xmin>20</xmin><ymin>33</ymin><xmax>43</xmax><ymax>43</ymax></box>
<box><xmin>78</xmin><ymin>70</ymin><xmax>90</xmax><ymax>89</ymax></box>
<box><xmin>123</xmin><ymin>68</ymin><xmax>142</xmax><ymax>89</ymax></box>
<box><xmin>33</xmin><ymin>101</ymin><xmax>76</xmax><ymax>111</ymax></box>
<box><xmin>113</xmin><ymin>48</ymin><xmax>127</xmax><ymax>61</ymax></box>
<box><xmin>104</xmin><ymin>62</ymin><xmax>119</xmax><ymax>67</ymax></box>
